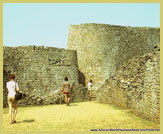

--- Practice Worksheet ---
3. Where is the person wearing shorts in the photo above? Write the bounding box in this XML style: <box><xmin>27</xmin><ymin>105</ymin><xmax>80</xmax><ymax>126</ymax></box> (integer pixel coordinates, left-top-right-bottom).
<box><xmin>88</xmin><ymin>79</ymin><xmax>93</xmax><ymax>101</ymax></box>
<box><xmin>6</xmin><ymin>74</ymin><xmax>19</xmax><ymax>124</ymax></box>
<box><xmin>62</xmin><ymin>77</ymin><xmax>71</xmax><ymax>106</ymax></box>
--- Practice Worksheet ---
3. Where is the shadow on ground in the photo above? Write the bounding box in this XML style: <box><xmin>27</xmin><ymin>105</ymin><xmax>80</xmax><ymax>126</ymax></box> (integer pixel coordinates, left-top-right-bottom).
<box><xmin>69</xmin><ymin>104</ymin><xmax>78</xmax><ymax>106</ymax></box>
<box><xmin>17</xmin><ymin>119</ymin><xmax>35</xmax><ymax>124</ymax></box>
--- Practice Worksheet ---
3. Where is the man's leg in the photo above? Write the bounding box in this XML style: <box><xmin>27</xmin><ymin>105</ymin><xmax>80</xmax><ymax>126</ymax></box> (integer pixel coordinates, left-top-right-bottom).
<box><xmin>64</xmin><ymin>94</ymin><xmax>68</xmax><ymax>104</ymax></box>
<box><xmin>89</xmin><ymin>91</ymin><xmax>92</xmax><ymax>101</ymax></box>
<box><xmin>8</xmin><ymin>98</ymin><xmax>13</xmax><ymax>124</ymax></box>
<box><xmin>67</xmin><ymin>94</ymin><xmax>70</xmax><ymax>105</ymax></box>
<box><xmin>13</xmin><ymin>100</ymin><xmax>17</xmax><ymax>123</ymax></box>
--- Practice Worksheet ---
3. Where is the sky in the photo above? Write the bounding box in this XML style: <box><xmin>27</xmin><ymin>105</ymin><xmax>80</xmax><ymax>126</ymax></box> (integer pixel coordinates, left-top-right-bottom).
<box><xmin>3</xmin><ymin>3</ymin><xmax>160</xmax><ymax>48</ymax></box>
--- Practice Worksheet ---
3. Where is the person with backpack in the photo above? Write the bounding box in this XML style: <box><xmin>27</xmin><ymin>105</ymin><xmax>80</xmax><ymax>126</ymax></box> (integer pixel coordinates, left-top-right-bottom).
<box><xmin>6</xmin><ymin>74</ymin><xmax>19</xmax><ymax>124</ymax></box>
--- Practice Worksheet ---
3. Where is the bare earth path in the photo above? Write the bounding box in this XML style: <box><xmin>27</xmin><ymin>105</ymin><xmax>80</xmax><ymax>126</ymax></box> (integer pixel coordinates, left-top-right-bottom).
<box><xmin>3</xmin><ymin>101</ymin><xmax>159</xmax><ymax>131</ymax></box>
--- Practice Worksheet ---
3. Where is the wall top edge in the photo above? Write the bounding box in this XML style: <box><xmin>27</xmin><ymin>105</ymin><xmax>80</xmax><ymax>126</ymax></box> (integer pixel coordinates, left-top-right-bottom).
<box><xmin>3</xmin><ymin>45</ymin><xmax>77</xmax><ymax>52</ymax></box>
<box><xmin>70</xmin><ymin>23</ymin><xmax>160</xmax><ymax>29</ymax></box>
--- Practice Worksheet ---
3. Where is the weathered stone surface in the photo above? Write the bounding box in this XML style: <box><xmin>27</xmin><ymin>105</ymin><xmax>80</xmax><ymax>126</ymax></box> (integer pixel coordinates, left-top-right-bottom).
<box><xmin>96</xmin><ymin>44</ymin><xmax>160</xmax><ymax>123</ymax></box>
<box><xmin>70</xmin><ymin>83</ymin><xmax>88</xmax><ymax>102</ymax></box>
<box><xmin>67</xmin><ymin>23</ymin><xmax>160</xmax><ymax>87</ymax></box>
<box><xmin>3</xmin><ymin>23</ymin><xmax>160</xmax><ymax>124</ymax></box>
<box><xmin>3</xmin><ymin>46</ymin><xmax>81</xmax><ymax>107</ymax></box>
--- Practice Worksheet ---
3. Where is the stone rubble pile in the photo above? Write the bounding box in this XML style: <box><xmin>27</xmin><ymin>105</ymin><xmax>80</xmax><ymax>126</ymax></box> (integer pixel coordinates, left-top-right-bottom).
<box><xmin>96</xmin><ymin>44</ymin><xmax>160</xmax><ymax>123</ymax></box>
<box><xmin>11</xmin><ymin>83</ymin><xmax>88</xmax><ymax>106</ymax></box>
<box><xmin>19</xmin><ymin>88</ymin><xmax>64</xmax><ymax>106</ymax></box>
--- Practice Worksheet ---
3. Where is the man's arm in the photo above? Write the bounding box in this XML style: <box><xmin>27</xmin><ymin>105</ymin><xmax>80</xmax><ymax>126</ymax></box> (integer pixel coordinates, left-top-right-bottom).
<box><xmin>61</xmin><ymin>84</ymin><xmax>64</xmax><ymax>93</ymax></box>
<box><xmin>16</xmin><ymin>83</ymin><xmax>19</xmax><ymax>92</ymax></box>
<box><xmin>16</xmin><ymin>87</ymin><xmax>19</xmax><ymax>92</ymax></box>
<box><xmin>70</xmin><ymin>84</ymin><xmax>72</xmax><ymax>89</ymax></box>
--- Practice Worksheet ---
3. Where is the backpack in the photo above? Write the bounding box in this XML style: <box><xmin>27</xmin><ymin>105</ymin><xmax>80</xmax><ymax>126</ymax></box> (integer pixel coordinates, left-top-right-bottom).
<box><xmin>15</xmin><ymin>91</ymin><xmax>23</xmax><ymax>100</ymax></box>
<box><xmin>14</xmin><ymin>82</ymin><xmax>22</xmax><ymax>100</ymax></box>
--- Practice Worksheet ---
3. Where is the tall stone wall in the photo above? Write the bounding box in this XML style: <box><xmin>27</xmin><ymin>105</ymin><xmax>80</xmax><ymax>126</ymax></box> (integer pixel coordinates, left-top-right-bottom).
<box><xmin>96</xmin><ymin>44</ymin><xmax>160</xmax><ymax>123</ymax></box>
<box><xmin>67</xmin><ymin>23</ymin><xmax>160</xmax><ymax>87</ymax></box>
<box><xmin>3</xmin><ymin>46</ymin><xmax>80</xmax><ymax>107</ymax></box>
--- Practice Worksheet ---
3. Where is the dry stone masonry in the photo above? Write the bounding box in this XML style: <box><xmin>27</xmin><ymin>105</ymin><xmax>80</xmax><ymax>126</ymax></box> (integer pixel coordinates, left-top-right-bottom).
<box><xmin>3</xmin><ymin>23</ymin><xmax>160</xmax><ymax>124</ymax></box>
<box><xmin>96</xmin><ymin>44</ymin><xmax>160</xmax><ymax>123</ymax></box>
<box><xmin>67</xmin><ymin>23</ymin><xmax>160</xmax><ymax>87</ymax></box>
<box><xmin>3</xmin><ymin>46</ymin><xmax>87</xmax><ymax>106</ymax></box>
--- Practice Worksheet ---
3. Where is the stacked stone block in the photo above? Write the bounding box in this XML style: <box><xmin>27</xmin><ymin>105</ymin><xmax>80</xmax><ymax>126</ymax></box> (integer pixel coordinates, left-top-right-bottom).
<box><xmin>96</xmin><ymin>44</ymin><xmax>160</xmax><ymax>123</ymax></box>
<box><xmin>3</xmin><ymin>23</ymin><xmax>160</xmax><ymax>124</ymax></box>
<box><xmin>67</xmin><ymin>23</ymin><xmax>160</xmax><ymax>87</ymax></box>
<box><xmin>3</xmin><ymin>46</ymin><xmax>81</xmax><ymax>107</ymax></box>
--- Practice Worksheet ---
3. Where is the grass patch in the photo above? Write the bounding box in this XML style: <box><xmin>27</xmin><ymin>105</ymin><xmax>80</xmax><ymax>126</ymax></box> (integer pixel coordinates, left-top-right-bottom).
<box><xmin>3</xmin><ymin>101</ymin><xmax>160</xmax><ymax>131</ymax></box>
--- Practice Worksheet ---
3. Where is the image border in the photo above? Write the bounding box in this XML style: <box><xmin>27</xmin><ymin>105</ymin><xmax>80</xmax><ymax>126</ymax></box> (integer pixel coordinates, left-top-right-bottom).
<box><xmin>0</xmin><ymin>0</ymin><xmax>161</xmax><ymax>134</ymax></box>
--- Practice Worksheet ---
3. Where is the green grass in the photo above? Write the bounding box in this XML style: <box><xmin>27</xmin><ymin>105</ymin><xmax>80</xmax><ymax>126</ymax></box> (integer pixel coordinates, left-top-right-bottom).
<box><xmin>3</xmin><ymin>101</ymin><xmax>160</xmax><ymax>131</ymax></box>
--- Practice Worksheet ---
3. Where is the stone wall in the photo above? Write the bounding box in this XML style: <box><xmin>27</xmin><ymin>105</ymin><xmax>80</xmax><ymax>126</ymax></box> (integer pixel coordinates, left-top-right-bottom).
<box><xmin>3</xmin><ymin>46</ymin><xmax>81</xmax><ymax>107</ymax></box>
<box><xmin>67</xmin><ymin>23</ymin><xmax>160</xmax><ymax>88</ymax></box>
<box><xmin>3</xmin><ymin>23</ymin><xmax>160</xmax><ymax>124</ymax></box>
<box><xmin>96</xmin><ymin>44</ymin><xmax>160</xmax><ymax>123</ymax></box>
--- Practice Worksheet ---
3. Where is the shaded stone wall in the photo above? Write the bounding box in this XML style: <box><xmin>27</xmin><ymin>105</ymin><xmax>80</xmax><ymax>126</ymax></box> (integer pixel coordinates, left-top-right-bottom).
<box><xmin>96</xmin><ymin>44</ymin><xmax>160</xmax><ymax>123</ymax></box>
<box><xmin>3</xmin><ymin>46</ymin><xmax>80</xmax><ymax>107</ymax></box>
<box><xmin>67</xmin><ymin>23</ymin><xmax>160</xmax><ymax>87</ymax></box>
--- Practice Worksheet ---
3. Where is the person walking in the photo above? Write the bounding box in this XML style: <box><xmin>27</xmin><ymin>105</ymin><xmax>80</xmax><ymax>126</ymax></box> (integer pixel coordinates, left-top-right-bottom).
<box><xmin>6</xmin><ymin>74</ymin><xmax>19</xmax><ymax>124</ymax></box>
<box><xmin>88</xmin><ymin>79</ymin><xmax>93</xmax><ymax>101</ymax></box>
<box><xmin>62</xmin><ymin>77</ymin><xmax>71</xmax><ymax>106</ymax></box>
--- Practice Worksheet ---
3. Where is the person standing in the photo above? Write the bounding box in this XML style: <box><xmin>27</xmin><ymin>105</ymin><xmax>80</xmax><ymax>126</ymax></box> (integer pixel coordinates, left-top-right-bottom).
<box><xmin>6</xmin><ymin>74</ymin><xmax>19</xmax><ymax>124</ymax></box>
<box><xmin>88</xmin><ymin>79</ymin><xmax>93</xmax><ymax>101</ymax></box>
<box><xmin>62</xmin><ymin>77</ymin><xmax>71</xmax><ymax>106</ymax></box>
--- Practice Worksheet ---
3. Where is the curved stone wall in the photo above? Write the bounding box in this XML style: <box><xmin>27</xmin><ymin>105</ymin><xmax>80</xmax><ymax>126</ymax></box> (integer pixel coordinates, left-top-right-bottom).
<box><xmin>67</xmin><ymin>23</ymin><xmax>160</xmax><ymax>87</ymax></box>
<box><xmin>96</xmin><ymin>44</ymin><xmax>160</xmax><ymax>123</ymax></box>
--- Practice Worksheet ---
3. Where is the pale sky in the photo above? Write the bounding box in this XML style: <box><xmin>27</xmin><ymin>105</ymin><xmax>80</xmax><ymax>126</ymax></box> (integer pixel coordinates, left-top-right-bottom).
<box><xmin>3</xmin><ymin>3</ymin><xmax>160</xmax><ymax>48</ymax></box>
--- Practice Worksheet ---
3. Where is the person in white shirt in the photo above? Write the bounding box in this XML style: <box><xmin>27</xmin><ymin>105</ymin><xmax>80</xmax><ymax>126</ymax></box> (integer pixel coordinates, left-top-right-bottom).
<box><xmin>88</xmin><ymin>79</ymin><xmax>93</xmax><ymax>100</ymax></box>
<box><xmin>6</xmin><ymin>74</ymin><xmax>19</xmax><ymax>124</ymax></box>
